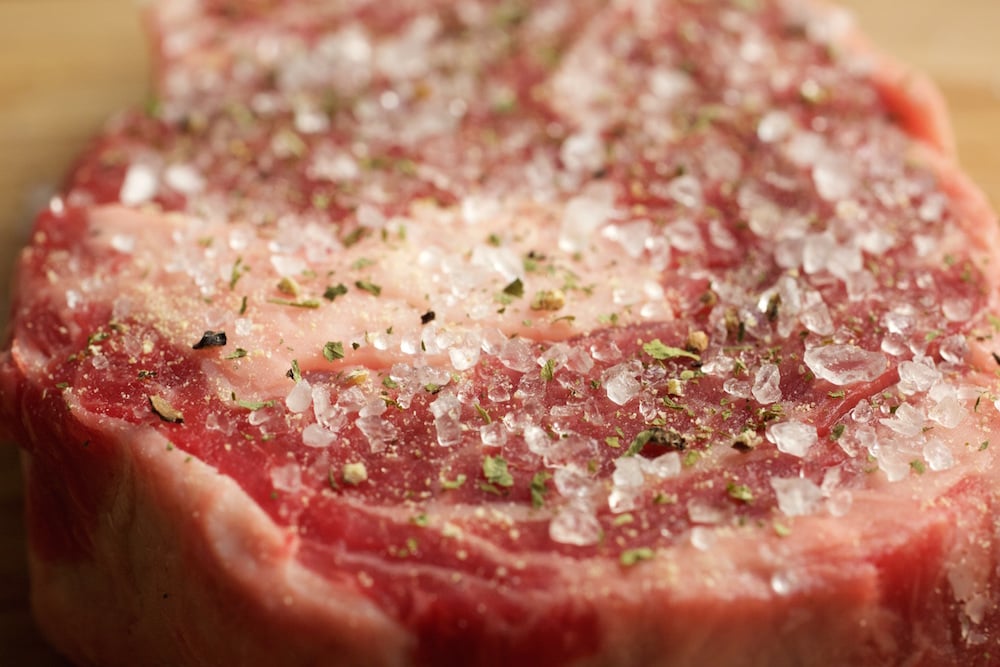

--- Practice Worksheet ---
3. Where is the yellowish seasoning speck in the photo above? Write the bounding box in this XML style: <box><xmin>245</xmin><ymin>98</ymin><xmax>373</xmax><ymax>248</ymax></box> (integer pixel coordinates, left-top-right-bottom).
<box><xmin>687</xmin><ymin>330</ymin><xmax>709</xmax><ymax>352</ymax></box>
<box><xmin>342</xmin><ymin>462</ymin><xmax>368</xmax><ymax>485</ymax></box>
<box><xmin>530</xmin><ymin>289</ymin><xmax>565</xmax><ymax>311</ymax></box>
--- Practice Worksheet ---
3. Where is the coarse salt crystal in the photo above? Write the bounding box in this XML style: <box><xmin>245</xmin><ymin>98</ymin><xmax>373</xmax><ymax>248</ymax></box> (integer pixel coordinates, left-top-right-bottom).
<box><xmin>879</xmin><ymin>403</ymin><xmax>924</xmax><ymax>437</ymax></box>
<box><xmin>603</xmin><ymin>361</ymin><xmax>642</xmax><ymax>406</ymax></box>
<box><xmin>480</xmin><ymin>422</ymin><xmax>507</xmax><ymax>448</ymax></box>
<box><xmin>120</xmin><ymin>164</ymin><xmax>158</xmax><ymax>206</ymax></box>
<box><xmin>356</xmin><ymin>415</ymin><xmax>399</xmax><ymax>453</ymax></box>
<box><xmin>560</xmin><ymin>131</ymin><xmax>606</xmax><ymax>174</ymax></box>
<box><xmin>928</xmin><ymin>395</ymin><xmax>966</xmax><ymax>429</ymax></box>
<box><xmin>285</xmin><ymin>379</ymin><xmax>313</xmax><ymax>413</ymax></box>
<box><xmin>770</xmin><ymin>477</ymin><xmax>823</xmax><ymax>516</ymax></box>
<box><xmin>164</xmin><ymin>163</ymin><xmax>205</xmax><ymax>194</ymax></box>
<box><xmin>752</xmin><ymin>363</ymin><xmax>782</xmax><ymax>404</ymax></box>
<box><xmin>804</xmin><ymin>344</ymin><xmax>887</xmax><ymax>386</ymax></box>
<box><xmin>766</xmin><ymin>421</ymin><xmax>817</xmax><ymax>458</ymax></box>
<box><xmin>429</xmin><ymin>394</ymin><xmax>463</xmax><ymax>447</ymax></box>
<box><xmin>687</xmin><ymin>499</ymin><xmax>726</xmax><ymax>525</ymax></box>
<box><xmin>549</xmin><ymin>502</ymin><xmax>602</xmax><ymax>546</ymax></box>
<box><xmin>897</xmin><ymin>360</ymin><xmax>940</xmax><ymax>395</ymax></box>
<box><xmin>270</xmin><ymin>463</ymin><xmax>302</xmax><ymax>493</ymax></box>
<box><xmin>302</xmin><ymin>423</ymin><xmax>336</xmax><ymax>448</ymax></box>
<box><xmin>923</xmin><ymin>438</ymin><xmax>956</xmax><ymax>471</ymax></box>
<box><xmin>757</xmin><ymin>110</ymin><xmax>794</xmax><ymax>143</ymax></box>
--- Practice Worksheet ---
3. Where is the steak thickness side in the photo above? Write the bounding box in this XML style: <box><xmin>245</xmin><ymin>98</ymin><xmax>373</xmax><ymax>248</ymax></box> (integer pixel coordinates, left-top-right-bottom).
<box><xmin>3</xmin><ymin>0</ymin><xmax>1000</xmax><ymax>665</ymax></box>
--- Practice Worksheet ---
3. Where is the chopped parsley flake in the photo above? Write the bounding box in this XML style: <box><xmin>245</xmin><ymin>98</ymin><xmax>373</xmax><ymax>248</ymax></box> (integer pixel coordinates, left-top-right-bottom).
<box><xmin>236</xmin><ymin>398</ymin><xmax>275</xmax><ymax>411</ymax></box>
<box><xmin>323</xmin><ymin>283</ymin><xmax>349</xmax><ymax>301</ymax></box>
<box><xmin>502</xmin><ymin>278</ymin><xmax>524</xmax><ymax>298</ymax></box>
<box><xmin>726</xmin><ymin>483</ymin><xmax>753</xmax><ymax>502</ymax></box>
<box><xmin>323</xmin><ymin>341</ymin><xmax>346</xmax><ymax>361</ymax></box>
<box><xmin>625</xmin><ymin>428</ymin><xmax>685</xmax><ymax>457</ymax></box>
<box><xmin>620</xmin><ymin>547</ymin><xmax>655</xmax><ymax>567</ymax></box>
<box><xmin>642</xmin><ymin>339</ymin><xmax>700</xmax><ymax>362</ymax></box>
<box><xmin>355</xmin><ymin>279</ymin><xmax>382</xmax><ymax>296</ymax></box>
<box><xmin>441</xmin><ymin>474</ymin><xmax>467</xmax><ymax>490</ymax></box>
<box><xmin>474</xmin><ymin>403</ymin><xmax>492</xmax><ymax>424</ymax></box>
<box><xmin>224</xmin><ymin>348</ymin><xmax>248</xmax><ymax>360</ymax></box>
<box><xmin>530</xmin><ymin>471</ymin><xmax>551</xmax><ymax>508</ymax></box>
<box><xmin>267</xmin><ymin>297</ymin><xmax>321</xmax><ymax>309</ymax></box>
<box><xmin>830</xmin><ymin>423</ymin><xmax>846</xmax><ymax>441</ymax></box>
<box><xmin>482</xmin><ymin>455</ymin><xmax>514</xmax><ymax>488</ymax></box>
<box><xmin>910</xmin><ymin>460</ymin><xmax>926</xmax><ymax>475</ymax></box>
<box><xmin>540</xmin><ymin>358</ymin><xmax>556</xmax><ymax>381</ymax></box>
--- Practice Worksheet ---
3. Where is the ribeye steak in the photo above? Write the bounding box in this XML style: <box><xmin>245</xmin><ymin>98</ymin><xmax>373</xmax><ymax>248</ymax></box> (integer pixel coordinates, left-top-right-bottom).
<box><xmin>3</xmin><ymin>0</ymin><xmax>1000</xmax><ymax>665</ymax></box>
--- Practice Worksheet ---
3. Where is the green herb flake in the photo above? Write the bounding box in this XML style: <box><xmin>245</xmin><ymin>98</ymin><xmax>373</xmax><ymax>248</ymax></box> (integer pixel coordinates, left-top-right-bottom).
<box><xmin>830</xmin><ymin>423</ymin><xmax>846</xmax><ymax>441</ymax></box>
<box><xmin>351</xmin><ymin>257</ymin><xmax>375</xmax><ymax>270</ymax></box>
<box><xmin>981</xmin><ymin>440</ymin><xmax>991</xmax><ymax>451</ymax></box>
<box><xmin>726</xmin><ymin>483</ymin><xmax>753</xmax><ymax>502</ymax></box>
<box><xmin>355</xmin><ymin>279</ymin><xmax>382</xmax><ymax>296</ymax></box>
<box><xmin>625</xmin><ymin>428</ymin><xmax>685</xmax><ymax>457</ymax></box>
<box><xmin>605</xmin><ymin>436</ymin><xmax>621</xmax><ymax>449</ymax></box>
<box><xmin>682</xmin><ymin>450</ymin><xmax>701</xmax><ymax>467</ymax></box>
<box><xmin>483</xmin><ymin>455</ymin><xmax>514</xmax><ymax>488</ymax></box>
<box><xmin>267</xmin><ymin>297</ymin><xmax>321</xmax><ymax>309</ymax></box>
<box><xmin>620</xmin><ymin>547</ymin><xmax>655</xmax><ymax>567</ymax></box>
<box><xmin>642</xmin><ymin>339</ymin><xmax>700</xmax><ymax>362</ymax></box>
<box><xmin>441</xmin><ymin>473</ymin><xmax>468</xmax><ymax>490</ymax></box>
<box><xmin>773</xmin><ymin>521</ymin><xmax>792</xmax><ymax>537</ymax></box>
<box><xmin>474</xmin><ymin>403</ymin><xmax>492</xmax><ymax>424</ymax></box>
<box><xmin>613</xmin><ymin>513</ymin><xmax>635</xmax><ymax>526</ymax></box>
<box><xmin>530</xmin><ymin>471</ymin><xmax>551</xmax><ymax>508</ymax></box>
<box><xmin>324</xmin><ymin>283</ymin><xmax>349</xmax><ymax>301</ymax></box>
<box><xmin>540</xmin><ymin>358</ymin><xmax>556</xmax><ymax>381</ymax></box>
<box><xmin>229</xmin><ymin>257</ymin><xmax>248</xmax><ymax>290</ymax></box>
<box><xmin>502</xmin><ymin>277</ymin><xmax>524</xmax><ymax>298</ymax></box>
<box><xmin>323</xmin><ymin>341</ymin><xmax>346</xmax><ymax>361</ymax></box>
<box><xmin>827</xmin><ymin>390</ymin><xmax>846</xmax><ymax>399</ymax></box>
<box><xmin>925</xmin><ymin>329</ymin><xmax>942</xmax><ymax>342</ymax></box>
<box><xmin>411</xmin><ymin>514</ymin><xmax>430</xmax><ymax>527</ymax></box>
<box><xmin>910</xmin><ymin>460</ymin><xmax>926</xmax><ymax>475</ymax></box>
<box><xmin>236</xmin><ymin>398</ymin><xmax>275</xmax><ymax>411</ymax></box>
<box><xmin>224</xmin><ymin>348</ymin><xmax>248</xmax><ymax>360</ymax></box>
<box><xmin>382</xmin><ymin>376</ymin><xmax>399</xmax><ymax>390</ymax></box>
<box><xmin>55</xmin><ymin>382</ymin><xmax>70</xmax><ymax>390</ymax></box>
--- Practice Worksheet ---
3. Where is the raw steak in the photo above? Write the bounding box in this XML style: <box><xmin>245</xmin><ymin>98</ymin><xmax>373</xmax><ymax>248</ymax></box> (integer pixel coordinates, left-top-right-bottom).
<box><xmin>3</xmin><ymin>0</ymin><xmax>1000</xmax><ymax>665</ymax></box>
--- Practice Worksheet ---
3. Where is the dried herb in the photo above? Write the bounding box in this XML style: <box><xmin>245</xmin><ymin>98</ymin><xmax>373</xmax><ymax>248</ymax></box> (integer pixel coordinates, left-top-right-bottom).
<box><xmin>193</xmin><ymin>331</ymin><xmax>227</xmax><ymax>349</ymax></box>
<box><xmin>149</xmin><ymin>395</ymin><xmax>184</xmax><ymax>423</ymax></box>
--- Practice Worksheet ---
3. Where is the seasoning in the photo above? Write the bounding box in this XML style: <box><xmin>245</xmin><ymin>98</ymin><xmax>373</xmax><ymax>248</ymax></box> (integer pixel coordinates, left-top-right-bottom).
<box><xmin>149</xmin><ymin>395</ymin><xmax>184</xmax><ymax>423</ymax></box>
<box><xmin>482</xmin><ymin>455</ymin><xmax>514</xmax><ymax>487</ymax></box>
<box><xmin>324</xmin><ymin>341</ymin><xmax>346</xmax><ymax>361</ymax></box>
<box><xmin>620</xmin><ymin>547</ymin><xmax>655</xmax><ymax>567</ymax></box>
<box><xmin>642</xmin><ymin>339</ymin><xmax>700</xmax><ymax>362</ymax></box>
<box><xmin>355</xmin><ymin>280</ymin><xmax>382</xmax><ymax>296</ymax></box>
<box><xmin>193</xmin><ymin>331</ymin><xmax>227</xmax><ymax>349</ymax></box>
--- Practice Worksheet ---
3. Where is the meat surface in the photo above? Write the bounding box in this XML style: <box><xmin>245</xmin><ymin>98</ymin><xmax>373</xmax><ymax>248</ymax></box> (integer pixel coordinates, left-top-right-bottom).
<box><xmin>3</xmin><ymin>0</ymin><xmax>1000</xmax><ymax>665</ymax></box>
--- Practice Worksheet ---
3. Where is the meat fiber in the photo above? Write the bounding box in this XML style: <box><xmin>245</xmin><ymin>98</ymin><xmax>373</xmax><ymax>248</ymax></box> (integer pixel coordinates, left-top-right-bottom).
<box><xmin>3</xmin><ymin>1</ymin><xmax>1000</xmax><ymax>665</ymax></box>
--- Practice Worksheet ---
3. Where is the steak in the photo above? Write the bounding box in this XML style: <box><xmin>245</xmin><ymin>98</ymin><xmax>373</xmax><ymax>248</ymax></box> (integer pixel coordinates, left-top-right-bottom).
<box><xmin>3</xmin><ymin>0</ymin><xmax>1000</xmax><ymax>665</ymax></box>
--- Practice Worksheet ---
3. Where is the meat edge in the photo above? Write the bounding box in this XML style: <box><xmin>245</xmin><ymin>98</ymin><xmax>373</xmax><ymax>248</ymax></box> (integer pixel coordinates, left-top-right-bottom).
<box><xmin>22</xmin><ymin>409</ymin><xmax>412</xmax><ymax>667</ymax></box>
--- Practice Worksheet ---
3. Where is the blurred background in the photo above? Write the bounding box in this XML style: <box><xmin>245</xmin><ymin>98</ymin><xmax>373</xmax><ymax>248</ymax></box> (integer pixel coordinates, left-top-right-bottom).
<box><xmin>0</xmin><ymin>0</ymin><xmax>997</xmax><ymax>663</ymax></box>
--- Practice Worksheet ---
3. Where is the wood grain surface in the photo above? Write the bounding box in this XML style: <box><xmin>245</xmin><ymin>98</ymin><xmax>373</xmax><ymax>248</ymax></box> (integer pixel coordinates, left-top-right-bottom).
<box><xmin>0</xmin><ymin>1</ymin><xmax>997</xmax><ymax>664</ymax></box>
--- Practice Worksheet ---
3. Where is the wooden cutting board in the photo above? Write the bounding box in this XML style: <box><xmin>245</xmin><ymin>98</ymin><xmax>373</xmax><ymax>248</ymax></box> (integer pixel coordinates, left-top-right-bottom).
<box><xmin>0</xmin><ymin>1</ymin><xmax>997</xmax><ymax>664</ymax></box>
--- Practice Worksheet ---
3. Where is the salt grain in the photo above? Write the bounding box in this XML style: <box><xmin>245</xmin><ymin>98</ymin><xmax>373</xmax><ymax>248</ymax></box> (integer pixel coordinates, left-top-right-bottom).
<box><xmin>120</xmin><ymin>164</ymin><xmax>158</xmax><ymax>206</ymax></box>
<box><xmin>923</xmin><ymin>438</ymin><xmax>956</xmax><ymax>471</ymax></box>
<box><xmin>928</xmin><ymin>395</ymin><xmax>965</xmax><ymax>429</ymax></box>
<box><xmin>429</xmin><ymin>394</ymin><xmax>463</xmax><ymax>447</ymax></box>
<box><xmin>752</xmin><ymin>363</ymin><xmax>782</xmax><ymax>404</ymax></box>
<box><xmin>804</xmin><ymin>344</ymin><xmax>887</xmax><ymax>386</ymax></box>
<box><xmin>766</xmin><ymin>421</ymin><xmax>817</xmax><ymax>458</ymax></box>
<box><xmin>603</xmin><ymin>362</ymin><xmax>642</xmax><ymax>406</ymax></box>
<box><xmin>302</xmin><ymin>423</ymin><xmax>336</xmax><ymax>448</ymax></box>
<box><xmin>270</xmin><ymin>463</ymin><xmax>302</xmax><ymax>493</ymax></box>
<box><xmin>770</xmin><ymin>477</ymin><xmax>823</xmax><ymax>516</ymax></box>
<box><xmin>285</xmin><ymin>380</ymin><xmax>313</xmax><ymax>413</ymax></box>
<box><xmin>897</xmin><ymin>360</ymin><xmax>940</xmax><ymax>395</ymax></box>
<box><xmin>549</xmin><ymin>502</ymin><xmax>602</xmax><ymax>546</ymax></box>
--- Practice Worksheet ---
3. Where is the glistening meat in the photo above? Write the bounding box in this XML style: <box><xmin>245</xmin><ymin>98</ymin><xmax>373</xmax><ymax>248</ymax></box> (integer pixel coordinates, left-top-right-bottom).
<box><xmin>2</xmin><ymin>0</ymin><xmax>1000</xmax><ymax>665</ymax></box>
